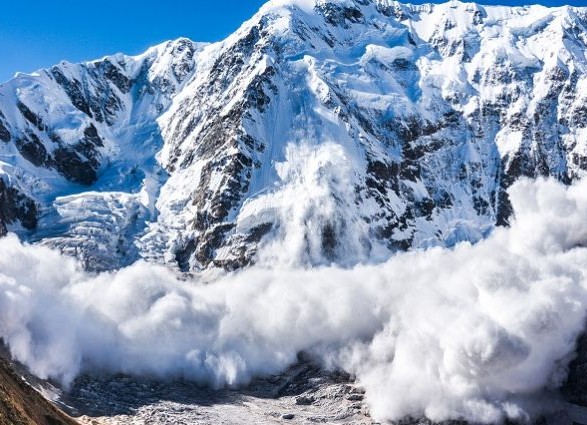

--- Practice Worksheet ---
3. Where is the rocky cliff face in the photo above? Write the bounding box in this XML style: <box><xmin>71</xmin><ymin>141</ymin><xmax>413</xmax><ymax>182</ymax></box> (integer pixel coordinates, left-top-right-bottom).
<box><xmin>1</xmin><ymin>0</ymin><xmax>587</xmax><ymax>271</ymax></box>
<box><xmin>0</xmin><ymin>353</ymin><xmax>77</xmax><ymax>425</ymax></box>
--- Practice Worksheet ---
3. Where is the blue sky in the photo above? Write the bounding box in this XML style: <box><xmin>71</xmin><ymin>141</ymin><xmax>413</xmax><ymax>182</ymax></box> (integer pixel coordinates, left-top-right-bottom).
<box><xmin>0</xmin><ymin>0</ymin><xmax>584</xmax><ymax>83</ymax></box>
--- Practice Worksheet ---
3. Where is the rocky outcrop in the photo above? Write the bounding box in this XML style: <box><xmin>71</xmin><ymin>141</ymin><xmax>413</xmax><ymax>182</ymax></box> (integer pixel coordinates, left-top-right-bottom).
<box><xmin>0</xmin><ymin>179</ymin><xmax>37</xmax><ymax>234</ymax></box>
<box><xmin>0</xmin><ymin>353</ymin><xmax>77</xmax><ymax>425</ymax></box>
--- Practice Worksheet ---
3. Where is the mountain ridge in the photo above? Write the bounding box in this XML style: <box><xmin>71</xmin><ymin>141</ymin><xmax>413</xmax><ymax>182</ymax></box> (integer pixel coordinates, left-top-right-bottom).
<box><xmin>1</xmin><ymin>0</ymin><xmax>587</xmax><ymax>271</ymax></box>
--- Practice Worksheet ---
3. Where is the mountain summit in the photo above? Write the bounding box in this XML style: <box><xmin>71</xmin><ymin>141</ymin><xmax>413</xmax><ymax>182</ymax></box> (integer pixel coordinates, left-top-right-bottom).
<box><xmin>1</xmin><ymin>0</ymin><xmax>586</xmax><ymax>271</ymax></box>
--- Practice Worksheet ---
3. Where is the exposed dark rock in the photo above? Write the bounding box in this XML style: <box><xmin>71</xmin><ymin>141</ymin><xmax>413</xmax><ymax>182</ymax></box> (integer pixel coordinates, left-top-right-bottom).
<box><xmin>170</xmin><ymin>39</ymin><xmax>197</xmax><ymax>83</ymax></box>
<box><xmin>195</xmin><ymin>224</ymin><xmax>235</xmax><ymax>265</ymax></box>
<box><xmin>206</xmin><ymin>24</ymin><xmax>262</xmax><ymax>95</ymax></box>
<box><xmin>15</xmin><ymin>133</ymin><xmax>50</xmax><ymax>168</ymax></box>
<box><xmin>316</xmin><ymin>3</ymin><xmax>364</xmax><ymax>28</ymax></box>
<box><xmin>414</xmin><ymin>197</ymin><xmax>435</xmax><ymax>219</ymax></box>
<box><xmin>0</xmin><ymin>179</ymin><xmax>37</xmax><ymax>232</ymax></box>
<box><xmin>100</xmin><ymin>59</ymin><xmax>133</xmax><ymax>93</ymax></box>
<box><xmin>83</xmin><ymin>124</ymin><xmax>104</xmax><ymax>147</ymax></box>
<box><xmin>16</xmin><ymin>101</ymin><xmax>45</xmax><ymax>131</ymax></box>
<box><xmin>295</xmin><ymin>395</ymin><xmax>314</xmax><ymax>405</ymax></box>
<box><xmin>51</xmin><ymin>61</ymin><xmax>126</xmax><ymax>126</ymax></box>
<box><xmin>365</xmin><ymin>159</ymin><xmax>400</xmax><ymax>207</ymax></box>
<box><xmin>0</xmin><ymin>112</ymin><xmax>10</xmax><ymax>143</ymax></box>
<box><xmin>52</xmin><ymin>147</ymin><xmax>98</xmax><ymax>186</ymax></box>
<box><xmin>174</xmin><ymin>239</ymin><xmax>198</xmax><ymax>272</ymax></box>
<box><xmin>50</xmin><ymin>67</ymin><xmax>93</xmax><ymax>117</ymax></box>
<box><xmin>0</xmin><ymin>352</ymin><xmax>77</xmax><ymax>425</ymax></box>
<box><xmin>377</xmin><ymin>2</ymin><xmax>409</xmax><ymax>20</ymax></box>
<box><xmin>0</xmin><ymin>122</ymin><xmax>10</xmax><ymax>143</ymax></box>
<box><xmin>244</xmin><ymin>66</ymin><xmax>277</xmax><ymax>112</ymax></box>
<box><xmin>246</xmin><ymin>223</ymin><xmax>273</xmax><ymax>243</ymax></box>
<box><xmin>90</xmin><ymin>83</ymin><xmax>124</xmax><ymax>126</ymax></box>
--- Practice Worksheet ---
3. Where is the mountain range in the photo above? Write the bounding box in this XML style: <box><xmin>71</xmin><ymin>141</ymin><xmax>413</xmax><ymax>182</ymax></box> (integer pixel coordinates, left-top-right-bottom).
<box><xmin>2</xmin><ymin>0</ymin><xmax>587</xmax><ymax>272</ymax></box>
<box><xmin>4</xmin><ymin>1</ymin><xmax>587</xmax><ymax>424</ymax></box>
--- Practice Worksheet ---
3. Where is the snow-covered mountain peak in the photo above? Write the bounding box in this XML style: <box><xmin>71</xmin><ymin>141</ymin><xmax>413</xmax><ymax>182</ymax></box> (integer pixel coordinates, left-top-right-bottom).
<box><xmin>137</xmin><ymin>38</ymin><xmax>209</xmax><ymax>87</ymax></box>
<box><xmin>1</xmin><ymin>0</ymin><xmax>587</xmax><ymax>271</ymax></box>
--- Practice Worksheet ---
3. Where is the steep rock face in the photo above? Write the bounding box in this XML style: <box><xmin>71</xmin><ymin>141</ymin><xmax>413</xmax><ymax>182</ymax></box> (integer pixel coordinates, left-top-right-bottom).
<box><xmin>0</xmin><ymin>179</ymin><xmax>37</xmax><ymax>237</ymax></box>
<box><xmin>0</xmin><ymin>354</ymin><xmax>77</xmax><ymax>425</ymax></box>
<box><xmin>150</xmin><ymin>0</ymin><xmax>587</xmax><ymax>270</ymax></box>
<box><xmin>1</xmin><ymin>0</ymin><xmax>587</xmax><ymax>271</ymax></box>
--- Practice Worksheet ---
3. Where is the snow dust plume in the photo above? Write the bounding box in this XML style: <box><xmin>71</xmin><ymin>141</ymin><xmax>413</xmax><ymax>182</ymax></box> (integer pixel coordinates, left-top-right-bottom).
<box><xmin>239</xmin><ymin>142</ymin><xmax>383</xmax><ymax>267</ymax></box>
<box><xmin>1</xmin><ymin>177</ymin><xmax>587</xmax><ymax>423</ymax></box>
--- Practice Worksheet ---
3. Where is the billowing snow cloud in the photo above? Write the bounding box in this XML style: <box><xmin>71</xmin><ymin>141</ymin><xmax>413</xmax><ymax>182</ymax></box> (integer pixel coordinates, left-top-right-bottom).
<box><xmin>1</xmin><ymin>177</ymin><xmax>587</xmax><ymax>423</ymax></box>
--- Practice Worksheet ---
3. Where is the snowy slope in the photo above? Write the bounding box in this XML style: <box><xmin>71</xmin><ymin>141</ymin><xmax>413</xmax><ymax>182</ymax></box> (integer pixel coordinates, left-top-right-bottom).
<box><xmin>1</xmin><ymin>0</ymin><xmax>587</xmax><ymax>271</ymax></box>
<box><xmin>0</xmin><ymin>39</ymin><xmax>208</xmax><ymax>269</ymax></box>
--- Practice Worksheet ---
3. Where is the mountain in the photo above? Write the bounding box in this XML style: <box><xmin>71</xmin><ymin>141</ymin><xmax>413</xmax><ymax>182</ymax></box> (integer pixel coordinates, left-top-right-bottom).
<box><xmin>0</xmin><ymin>354</ymin><xmax>77</xmax><ymax>425</ymax></box>
<box><xmin>1</xmin><ymin>0</ymin><xmax>587</xmax><ymax>272</ymax></box>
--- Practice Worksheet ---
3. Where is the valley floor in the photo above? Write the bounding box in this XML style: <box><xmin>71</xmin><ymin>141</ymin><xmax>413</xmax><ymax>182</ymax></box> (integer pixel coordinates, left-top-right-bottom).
<box><xmin>67</xmin><ymin>357</ymin><xmax>375</xmax><ymax>425</ymax></box>
<box><xmin>2</xmin><ymin>346</ymin><xmax>587</xmax><ymax>425</ymax></box>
